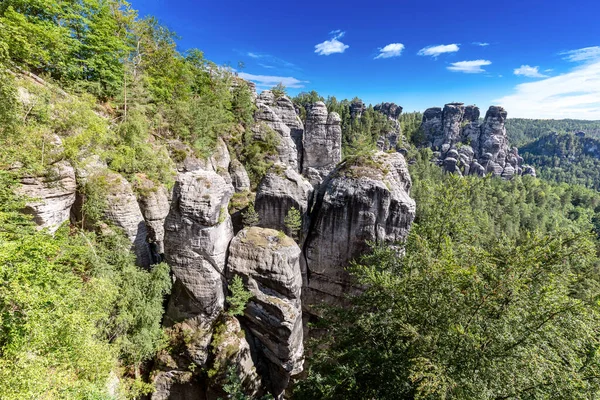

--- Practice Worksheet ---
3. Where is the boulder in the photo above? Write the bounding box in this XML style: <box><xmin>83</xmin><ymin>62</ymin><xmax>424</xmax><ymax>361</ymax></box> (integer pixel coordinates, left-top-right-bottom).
<box><xmin>254</xmin><ymin>163</ymin><xmax>313</xmax><ymax>239</ymax></box>
<box><xmin>304</xmin><ymin>152</ymin><xmax>416</xmax><ymax>312</ymax></box>
<box><xmin>302</xmin><ymin>102</ymin><xmax>342</xmax><ymax>186</ymax></box>
<box><xmin>227</xmin><ymin>227</ymin><xmax>303</xmax><ymax>398</ymax></box>
<box><xmin>17</xmin><ymin>161</ymin><xmax>76</xmax><ymax>234</ymax></box>
<box><xmin>164</xmin><ymin>170</ymin><xmax>234</xmax><ymax>323</ymax></box>
<box><xmin>349</xmin><ymin>99</ymin><xmax>366</xmax><ymax>119</ymax></box>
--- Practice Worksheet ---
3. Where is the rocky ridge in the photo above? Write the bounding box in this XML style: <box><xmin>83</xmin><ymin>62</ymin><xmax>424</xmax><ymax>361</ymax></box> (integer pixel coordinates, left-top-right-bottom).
<box><xmin>421</xmin><ymin>103</ymin><xmax>536</xmax><ymax>178</ymax></box>
<box><xmin>16</xmin><ymin>80</ymin><xmax>537</xmax><ymax>398</ymax></box>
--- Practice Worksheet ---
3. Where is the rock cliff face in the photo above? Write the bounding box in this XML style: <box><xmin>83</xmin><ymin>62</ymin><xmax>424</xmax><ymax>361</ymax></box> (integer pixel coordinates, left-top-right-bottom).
<box><xmin>302</xmin><ymin>102</ymin><xmax>342</xmax><ymax>186</ymax></box>
<box><xmin>374</xmin><ymin>102</ymin><xmax>403</xmax><ymax>151</ymax></box>
<box><xmin>255</xmin><ymin>163</ymin><xmax>313</xmax><ymax>239</ymax></box>
<box><xmin>137</xmin><ymin>177</ymin><xmax>170</xmax><ymax>261</ymax></box>
<box><xmin>164</xmin><ymin>170</ymin><xmax>234</xmax><ymax>323</ymax></box>
<box><xmin>17</xmin><ymin>161</ymin><xmax>76</xmax><ymax>234</ymax></box>
<box><xmin>421</xmin><ymin>103</ymin><xmax>535</xmax><ymax>178</ymax></box>
<box><xmin>227</xmin><ymin>227</ymin><xmax>304</xmax><ymax>398</ymax></box>
<box><xmin>102</xmin><ymin>171</ymin><xmax>153</xmax><ymax>268</ymax></box>
<box><xmin>303</xmin><ymin>151</ymin><xmax>416</xmax><ymax>312</ymax></box>
<box><xmin>254</xmin><ymin>91</ymin><xmax>300</xmax><ymax>171</ymax></box>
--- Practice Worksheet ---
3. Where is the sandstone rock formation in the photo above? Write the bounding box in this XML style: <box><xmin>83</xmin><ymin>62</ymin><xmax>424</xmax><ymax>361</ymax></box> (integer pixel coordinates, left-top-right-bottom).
<box><xmin>229</xmin><ymin>159</ymin><xmax>251</xmax><ymax>193</ymax></box>
<box><xmin>374</xmin><ymin>102</ymin><xmax>404</xmax><ymax>151</ymax></box>
<box><xmin>254</xmin><ymin>163</ymin><xmax>313</xmax><ymax>239</ymax></box>
<box><xmin>137</xmin><ymin>177</ymin><xmax>171</xmax><ymax>261</ymax></box>
<box><xmin>374</xmin><ymin>102</ymin><xmax>403</xmax><ymax>120</ymax></box>
<box><xmin>303</xmin><ymin>151</ymin><xmax>416</xmax><ymax>311</ymax></box>
<box><xmin>259</xmin><ymin>91</ymin><xmax>305</xmax><ymax>166</ymax></box>
<box><xmin>421</xmin><ymin>103</ymin><xmax>533</xmax><ymax>178</ymax></box>
<box><xmin>164</xmin><ymin>169</ymin><xmax>234</xmax><ymax>323</ymax></box>
<box><xmin>17</xmin><ymin>161</ymin><xmax>76</xmax><ymax>234</ymax></box>
<box><xmin>254</xmin><ymin>91</ymin><xmax>300</xmax><ymax>171</ymax></box>
<box><xmin>227</xmin><ymin>227</ymin><xmax>304</xmax><ymax>398</ymax></box>
<box><xmin>151</xmin><ymin>316</ymin><xmax>262</xmax><ymax>400</ymax></box>
<box><xmin>302</xmin><ymin>102</ymin><xmax>342</xmax><ymax>186</ymax></box>
<box><xmin>102</xmin><ymin>171</ymin><xmax>153</xmax><ymax>268</ymax></box>
<box><xmin>350</xmin><ymin>99</ymin><xmax>366</xmax><ymax>119</ymax></box>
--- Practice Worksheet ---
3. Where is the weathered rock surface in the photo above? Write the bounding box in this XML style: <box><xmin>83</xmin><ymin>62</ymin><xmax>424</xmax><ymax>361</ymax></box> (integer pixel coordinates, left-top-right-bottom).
<box><xmin>304</xmin><ymin>152</ymin><xmax>416</xmax><ymax>311</ymax></box>
<box><xmin>302</xmin><ymin>102</ymin><xmax>342</xmax><ymax>186</ymax></box>
<box><xmin>164</xmin><ymin>170</ymin><xmax>234</xmax><ymax>323</ymax></box>
<box><xmin>102</xmin><ymin>172</ymin><xmax>153</xmax><ymax>268</ymax></box>
<box><xmin>350</xmin><ymin>99</ymin><xmax>366</xmax><ymax>119</ymax></box>
<box><xmin>229</xmin><ymin>159</ymin><xmax>251</xmax><ymax>193</ymax></box>
<box><xmin>151</xmin><ymin>316</ymin><xmax>262</xmax><ymax>400</ymax></box>
<box><xmin>227</xmin><ymin>227</ymin><xmax>304</xmax><ymax>398</ymax></box>
<box><xmin>255</xmin><ymin>163</ymin><xmax>313</xmax><ymax>238</ymax></box>
<box><xmin>17</xmin><ymin>161</ymin><xmax>77</xmax><ymax>234</ymax></box>
<box><xmin>137</xmin><ymin>177</ymin><xmax>171</xmax><ymax>260</ymax></box>
<box><xmin>254</xmin><ymin>92</ymin><xmax>299</xmax><ymax>171</ymax></box>
<box><xmin>374</xmin><ymin>102</ymin><xmax>403</xmax><ymax>120</ymax></box>
<box><xmin>258</xmin><ymin>91</ymin><xmax>305</xmax><ymax>166</ymax></box>
<box><xmin>421</xmin><ymin>104</ymin><xmax>529</xmax><ymax>178</ymax></box>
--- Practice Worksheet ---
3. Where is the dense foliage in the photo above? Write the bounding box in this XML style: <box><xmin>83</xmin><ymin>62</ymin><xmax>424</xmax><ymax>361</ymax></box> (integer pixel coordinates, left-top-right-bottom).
<box><xmin>297</xmin><ymin>150</ymin><xmax>600</xmax><ymax>399</ymax></box>
<box><xmin>506</xmin><ymin>118</ymin><xmax>600</xmax><ymax>147</ymax></box>
<box><xmin>520</xmin><ymin>132</ymin><xmax>600</xmax><ymax>190</ymax></box>
<box><xmin>0</xmin><ymin>172</ymin><xmax>171</xmax><ymax>399</ymax></box>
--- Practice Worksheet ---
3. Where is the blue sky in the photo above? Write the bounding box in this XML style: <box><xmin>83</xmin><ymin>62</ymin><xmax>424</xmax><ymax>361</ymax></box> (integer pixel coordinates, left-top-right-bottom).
<box><xmin>130</xmin><ymin>0</ymin><xmax>600</xmax><ymax>119</ymax></box>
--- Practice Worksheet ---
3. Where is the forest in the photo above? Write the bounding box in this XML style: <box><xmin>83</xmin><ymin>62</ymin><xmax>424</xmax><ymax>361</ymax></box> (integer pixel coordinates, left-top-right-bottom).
<box><xmin>2</xmin><ymin>1</ymin><xmax>600</xmax><ymax>399</ymax></box>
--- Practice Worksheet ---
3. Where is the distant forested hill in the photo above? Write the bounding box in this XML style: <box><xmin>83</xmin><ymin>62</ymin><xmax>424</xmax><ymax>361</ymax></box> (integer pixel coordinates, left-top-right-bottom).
<box><xmin>520</xmin><ymin>132</ymin><xmax>600</xmax><ymax>189</ymax></box>
<box><xmin>506</xmin><ymin>118</ymin><xmax>600</xmax><ymax>146</ymax></box>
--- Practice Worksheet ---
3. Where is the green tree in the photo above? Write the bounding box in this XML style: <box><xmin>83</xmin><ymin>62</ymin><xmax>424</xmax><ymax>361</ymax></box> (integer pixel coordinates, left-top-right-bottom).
<box><xmin>226</xmin><ymin>275</ymin><xmax>252</xmax><ymax>317</ymax></box>
<box><xmin>242</xmin><ymin>203</ymin><xmax>260</xmax><ymax>227</ymax></box>
<box><xmin>284</xmin><ymin>207</ymin><xmax>302</xmax><ymax>241</ymax></box>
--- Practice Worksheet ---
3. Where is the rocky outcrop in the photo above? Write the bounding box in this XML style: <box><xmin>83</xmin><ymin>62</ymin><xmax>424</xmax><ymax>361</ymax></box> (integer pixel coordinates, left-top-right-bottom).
<box><xmin>302</xmin><ymin>102</ymin><xmax>342</xmax><ymax>186</ymax></box>
<box><xmin>164</xmin><ymin>170</ymin><xmax>234</xmax><ymax>323</ymax></box>
<box><xmin>374</xmin><ymin>102</ymin><xmax>404</xmax><ymax>152</ymax></box>
<box><xmin>421</xmin><ymin>104</ymin><xmax>530</xmax><ymax>178</ymax></box>
<box><xmin>374</xmin><ymin>102</ymin><xmax>403</xmax><ymax>120</ymax></box>
<box><xmin>303</xmin><ymin>151</ymin><xmax>416</xmax><ymax>312</ymax></box>
<box><xmin>137</xmin><ymin>177</ymin><xmax>171</xmax><ymax>261</ymax></box>
<box><xmin>151</xmin><ymin>316</ymin><xmax>262</xmax><ymax>400</ymax></box>
<box><xmin>17</xmin><ymin>161</ymin><xmax>77</xmax><ymax>234</ymax></box>
<box><xmin>102</xmin><ymin>172</ymin><xmax>153</xmax><ymax>268</ymax></box>
<box><xmin>229</xmin><ymin>159</ymin><xmax>251</xmax><ymax>193</ymax></box>
<box><xmin>254</xmin><ymin>163</ymin><xmax>313</xmax><ymax>239</ymax></box>
<box><xmin>254</xmin><ymin>92</ymin><xmax>300</xmax><ymax>171</ymax></box>
<box><xmin>350</xmin><ymin>99</ymin><xmax>366</xmax><ymax>119</ymax></box>
<box><xmin>258</xmin><ymin>91</ymin><xmax>305</xmax><ymax>166</ymax></box>
<box><xmin>227</xmin><ymin>227</ymin><xmax>303</xmax><ymax>398</ymax></box>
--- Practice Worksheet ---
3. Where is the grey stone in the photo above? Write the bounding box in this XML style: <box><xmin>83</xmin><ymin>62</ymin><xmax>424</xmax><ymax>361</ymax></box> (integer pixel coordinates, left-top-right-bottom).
<box><xmin>255</xmin><ymin>163</ymin><xmax>313</xmax><ymax>239</ymax></box>
<box><xmin>17</xmin><ymin>161</ymin><xmax>76</xmax><ymax>234</ymax></box>
<box><xmin>227</xmin><ymin>227</ymin><xmax>303</xmax><ymax>398</ymax></box>
<box><xmin>304</xmin><ymin>152</ymin><xmax>416</xmax><ymax>312</ymax></box>
<box><xmin>229</xmin><ymin>159</ymin><xmax>251</xmax><ymax>193</ymax></box>
<box><xmin>302</xmin><ymin>102</ymin><xmax>342</xmax><ymax>186</ymax></box>
<box><xmin>164</xmin><ymin>170</ymin><xmax>234</xmax><ymax>323</ymax></box>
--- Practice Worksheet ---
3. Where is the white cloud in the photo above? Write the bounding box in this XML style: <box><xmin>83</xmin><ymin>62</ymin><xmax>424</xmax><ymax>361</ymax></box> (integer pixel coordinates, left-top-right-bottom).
<box><xmin>237</xmin><ymin>72</ymin><xmax>308</xmax><ymax>89</ymax></box>
<box><xmin>514</xmin><ymin>65</ymin><xmax>549</xmax><ymax>78</ymax></box>
<box><xmin>560</xmin><ymin>46</ymin><xmax>600</xmax><ymax>62</ymax></box>
<box><xmin>247</xmin><ymin>52</ymin><xmax>260</xmax><ymax>58</ymax></box>
<box><xmin>258</xmin><ymin>63</ymin><xmax>275</xmax><ymax>69</ymax></box>
<box><xmin>315</xmin><ymin>30</ymin><xmax>349</xmax><ymax>56</ymax></box>
<box><xmin>494</xmin><ymin>60</ymin><xmax>600</xmax><ymax>119</ymax></box>
<box><xmin>418</xmin><ymin>44</ymin><xmax>459</xmax><ymax>57</ymax></box>
<box><xmin>375</xmin><ymin>43</ymin><xmax>405</xmax><ymax>59</ymax></box>
<box><xmin>447</xmin><ymin>59</ymin><xmax>491</xmax><ymax>73</ymax></box>
<box><xmin>473</xmin><ymin>42</ymin><xmax>490</xmax><ymax>47</ymax></box>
